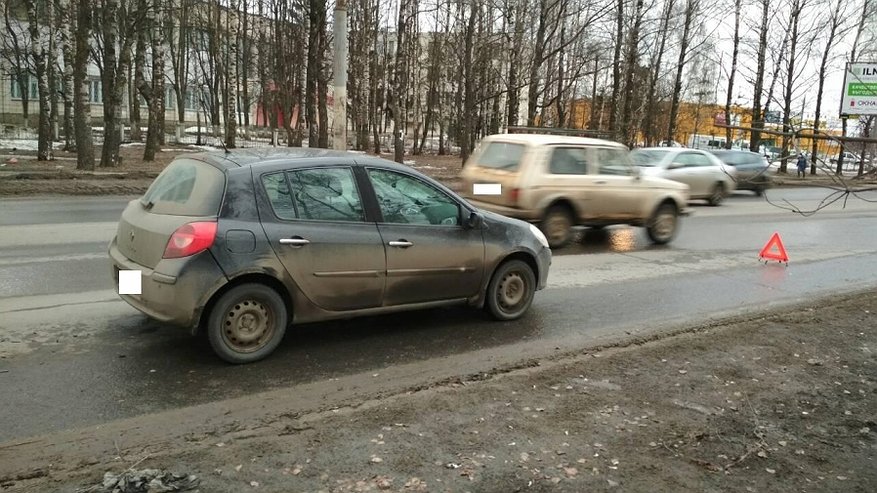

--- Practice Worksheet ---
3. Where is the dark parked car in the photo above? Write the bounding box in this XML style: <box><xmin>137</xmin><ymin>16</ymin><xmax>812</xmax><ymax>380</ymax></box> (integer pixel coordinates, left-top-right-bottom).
<box><xmin>710</xmin><ymin>150</ymin><xmax>772</xmax><ymax>195</ymax></box>
<box><xmin>109</xmin><ymin>149</ymin><xmax>551</xmax><ymax>363</ymax></box>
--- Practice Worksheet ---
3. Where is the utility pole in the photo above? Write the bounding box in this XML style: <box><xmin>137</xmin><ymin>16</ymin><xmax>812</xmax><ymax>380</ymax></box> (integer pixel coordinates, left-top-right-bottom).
<box><xmin>333</xmin><ymin>0</ymin><xmax>348</xmax><ymax>150</ymax></box>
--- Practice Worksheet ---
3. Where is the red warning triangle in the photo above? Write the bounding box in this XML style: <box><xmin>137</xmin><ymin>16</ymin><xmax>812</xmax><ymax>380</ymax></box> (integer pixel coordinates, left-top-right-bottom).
<box><xmin>759</xmin><ymin>232</ymin><xmax>789</xmax><ymax>263</ymax></box>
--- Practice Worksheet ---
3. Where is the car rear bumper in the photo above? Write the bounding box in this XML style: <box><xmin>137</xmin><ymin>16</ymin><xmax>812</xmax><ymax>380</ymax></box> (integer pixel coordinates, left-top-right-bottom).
<box><xmin>109</xmin><ymin>237</ymin><xmax>226</xmax><ymax>328</ymax></box>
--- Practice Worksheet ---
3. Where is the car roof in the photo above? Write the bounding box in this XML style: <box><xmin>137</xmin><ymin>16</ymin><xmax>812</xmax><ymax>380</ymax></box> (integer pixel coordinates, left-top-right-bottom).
<box><xmin>482</xmin><ymin>133</ymin><xmax>627</xmax><ymax>148</ymax></box>
<box><xmin>181</xmin><ymin>148</ymin><xmax>405</xmax><ymax>171</ymax></box>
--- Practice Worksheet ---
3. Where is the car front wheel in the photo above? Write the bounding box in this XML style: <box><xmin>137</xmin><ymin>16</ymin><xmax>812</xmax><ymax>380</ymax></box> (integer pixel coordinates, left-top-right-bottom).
<box><xmin>646</xmin><ymin>203</ymin><xmax>678</xmax><ymax>244</ymax></box>
<box><xmin>486</xmin><ymin>260</ymin><xmax>536</xmax><ymax>321</ymax></box>
<box><xmin>207</xmin><ymin>283</ymin><xmax>288</xmax><ymax>364</ymax></box>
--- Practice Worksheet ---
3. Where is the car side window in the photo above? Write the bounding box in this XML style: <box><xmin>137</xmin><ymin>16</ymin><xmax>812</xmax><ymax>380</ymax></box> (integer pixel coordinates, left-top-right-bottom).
<box><xmin>261</xmin><ymin>172</ymin><xmax>297</xmax><ymax>220</ymax></box>
<box><xmin>548</xmin><ymin>147</ymin><xmax>589</xmax><ymax>175</ymax></box>
<box><xmin>678</xmin><ymin>153</ymin><xmax>709</xmax><ymax>167</ymax></box>
<box><xmin>288</xmin><ymin>167</ymin><xmax>364</xmax><ymax>222</ymax></box>
<box><xmin>596</xmin><ymin>148</ymin><xmax>630</xmax><ymax>175</ymax></box>
<box><xmin>368</xmin><ymin>169</ymin><xmax>461</xmax><ymax>226</ymax></box>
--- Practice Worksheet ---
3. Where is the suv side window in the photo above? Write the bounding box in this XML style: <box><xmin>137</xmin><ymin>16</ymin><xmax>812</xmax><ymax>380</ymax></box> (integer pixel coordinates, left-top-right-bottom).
<box><xmin>596</xmin><ymin>148</ymin><xmax>630</xmax><ymax>175</ymax></box>
<box><xmin>368</xmin><ymin>168</ymin><xmax>461</xmax><ymax>226</ymax></box>
<box><xmin>288</xmin><ymin>167</ymin><xmax>364</xmax><ymax>222</ymax></box>
<box><xmin>548</xmin><ymin>147</ymin><xmax>589</xmax><ymax>175</ymax></box>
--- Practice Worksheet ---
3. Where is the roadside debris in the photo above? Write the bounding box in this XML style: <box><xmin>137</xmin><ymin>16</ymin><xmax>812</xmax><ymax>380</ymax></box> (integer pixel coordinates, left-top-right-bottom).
<box><xmin>76</xmin><ymin>469</ymin><xmax>200</xmax><ymax>493</ymax></box>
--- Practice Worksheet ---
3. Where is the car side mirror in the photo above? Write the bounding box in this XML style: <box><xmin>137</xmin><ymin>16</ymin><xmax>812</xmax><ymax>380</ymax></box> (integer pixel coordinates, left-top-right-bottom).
<box><xmin>466</xmin><ymin>211</ymin><xmax>482</xmax><ymax>229</ymax></box>
<box><xmin>668</xmin><ymin>162</ymin><xmax>684</xmax><ymax>170</ymax></box>
<box><xmin>630</xmin><ymin>166</ymin><xmax>642</xmax><ymax>178</ymax></box>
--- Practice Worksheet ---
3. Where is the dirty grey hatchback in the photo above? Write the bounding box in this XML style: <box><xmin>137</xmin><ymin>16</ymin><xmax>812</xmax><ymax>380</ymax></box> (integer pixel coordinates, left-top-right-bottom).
<box><xmin>109</xmin><ymin>149</ymin><xmax>551</xmax><ymax>364</ymax></box>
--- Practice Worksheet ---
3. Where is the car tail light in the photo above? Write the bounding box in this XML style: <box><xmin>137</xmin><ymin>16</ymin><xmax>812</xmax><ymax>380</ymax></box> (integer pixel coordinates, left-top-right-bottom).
<box><xmin>163</xmin><ymin>221</ymin><xmax>217</xmax><ymax>259</ymax></box>
<box><xmin>510</xmin><ymin>188</ymin><xmax>520</xmax><ymax>205</ymax></box>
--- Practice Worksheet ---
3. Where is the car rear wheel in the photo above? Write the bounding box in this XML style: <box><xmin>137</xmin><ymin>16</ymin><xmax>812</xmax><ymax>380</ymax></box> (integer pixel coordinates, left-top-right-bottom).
<box><xmin>207</xmin><ymin>283</ymin><xmax>288</xmax><ymax>364</ymax></box>
<box><xmin>646</xmin><ymin>203</ymin><xmax>678</xmax><ymax>244</ymax></box>
<box><xmin>708</xmin><ymin>183</ymin><xmax>725</xmax><ymax>206</ymax></box>
<box><xmin>540</xmin><ymin>205</ymin><xmax>574</xmax><ymax>248</ymax></box>
<box><xmin>486</xmin><ymin>260</ymin><xmax>536</xmax><ymax>321</ymax></box>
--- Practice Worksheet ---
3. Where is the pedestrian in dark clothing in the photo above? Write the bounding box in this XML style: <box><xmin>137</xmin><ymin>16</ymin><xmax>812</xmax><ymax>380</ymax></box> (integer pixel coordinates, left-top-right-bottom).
<box><xmin>796</xmin><ymin>154</ymin><xmax>807</xmax><ymax>178</ymax></box>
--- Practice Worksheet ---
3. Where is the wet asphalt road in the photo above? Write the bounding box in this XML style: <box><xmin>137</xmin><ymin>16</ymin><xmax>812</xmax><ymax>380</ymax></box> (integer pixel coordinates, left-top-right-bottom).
<box><xmin>1</xmin><ymin>189</ymin><xmax>877</xmax><ymax>441</ymax></box>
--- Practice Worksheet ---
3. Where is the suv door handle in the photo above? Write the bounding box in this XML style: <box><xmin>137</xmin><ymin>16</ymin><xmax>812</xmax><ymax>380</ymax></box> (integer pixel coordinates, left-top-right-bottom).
<box><xmin>280</xmin><ymin>237</ymin><xmax>310</xmax><ymax>247</ymax></box>
<box><xmin>594</xmin><ymin>180</ymin><xmax>607</xmax><ymax>185</ymax></box>
<box><xmin>388</xmin><ymin>240</ymin><xmax>413</xmax><ymax>248</ymax></box>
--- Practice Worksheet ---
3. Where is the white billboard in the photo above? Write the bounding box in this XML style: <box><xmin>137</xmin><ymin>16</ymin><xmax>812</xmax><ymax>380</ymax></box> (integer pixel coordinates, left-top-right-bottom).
<box><xmin>840</xmin><ymin>62</ymin><xmax>877</xmax><ymax>116</ymax></box>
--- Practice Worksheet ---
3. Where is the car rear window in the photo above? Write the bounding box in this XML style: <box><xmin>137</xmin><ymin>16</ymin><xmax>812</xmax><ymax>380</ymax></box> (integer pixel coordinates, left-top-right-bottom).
<box><xmin>473</xmin><ymin>141</ymin><xmax>526</xmax><ymax>171</ymax></box>
<box><xmin>140</xmin><ymin>158</ymin><xmax>225</xmax><ymax>216</ymax></box>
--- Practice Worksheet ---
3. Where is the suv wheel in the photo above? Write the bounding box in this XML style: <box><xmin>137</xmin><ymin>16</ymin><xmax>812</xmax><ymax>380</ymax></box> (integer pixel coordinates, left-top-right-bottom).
<box><xmin>540</xmin><ymin>205</ymin><xmax>574</xmax><ymax>248</ymax></box>
<box><xmin>708</xmin><ymin>183</ymin><xmax>725</xmax><ymax>206</ymax></box>
<box><xmin>485</xmin><ymin>260</ymin><xmax>536</xmax><ymax>321</ymax></box>
<box><xmin>646</xmin><ymin>203</ymin><xmax>678</xmax><ymax>244</ymax></box>
<box><xmin>207</xmin><ymin>283</ymin><xmax>288</xmax><ymax>364</ymax></box>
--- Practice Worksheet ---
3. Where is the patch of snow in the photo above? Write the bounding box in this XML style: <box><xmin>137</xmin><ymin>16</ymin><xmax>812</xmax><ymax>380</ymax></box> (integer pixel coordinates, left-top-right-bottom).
<box><xmin>0</xmin><ymin>139</ymin><xmax>40</xmax><ymax>151</ymax></box>
<box><xmin>121</xmin><ymin>142</ymin><xmax>144</xmax><ymax>148</ymax></box>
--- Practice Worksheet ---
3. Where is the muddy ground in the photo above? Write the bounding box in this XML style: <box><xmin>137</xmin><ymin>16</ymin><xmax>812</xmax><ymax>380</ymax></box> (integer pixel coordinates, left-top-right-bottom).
<box><xmin>1</xmin><ymin>144</ymin><xmax>872</xmax><ymax>196</ymax></box>
<box><xmin>1</xmin><ymin>291</ymin><xmax>874</xmax><ymax>492</ymax></box>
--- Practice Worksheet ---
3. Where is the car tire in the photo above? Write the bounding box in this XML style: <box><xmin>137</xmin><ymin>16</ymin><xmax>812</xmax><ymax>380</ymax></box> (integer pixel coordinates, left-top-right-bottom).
<box><xmin>708</xmin><ymin>183</ymin><xmax>725</xmax><ymax>206</ymax></box>
<box><xmin>540</xmin><ymin>205</ymin><xmax>574</xmax><ymax>249</ymax></box>
<box><xmin>207</xmin><ymin>283</ymin><xmax>288</xmax><ymax>364</ymax></box>
<box><xmin>485</xmin><ymin>260</ymin><xmax>536</xmax><ymax>321</ymax></box>
<box><xmin>646</xmin><ymin>203</ymin><xmax>678</xmax><ymax>245</ymax></box>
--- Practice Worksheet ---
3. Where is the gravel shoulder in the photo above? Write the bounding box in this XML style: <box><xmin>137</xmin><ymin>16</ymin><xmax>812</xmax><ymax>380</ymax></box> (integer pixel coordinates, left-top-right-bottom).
<box><xmin>1</xmin><ymin>291</ymin><xmax>874</xmax><ymax>492</ymax></box>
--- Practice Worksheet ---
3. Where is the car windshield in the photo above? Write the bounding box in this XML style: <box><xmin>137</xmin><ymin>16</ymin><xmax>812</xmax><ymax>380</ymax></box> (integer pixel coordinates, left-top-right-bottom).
<box><xmin>629</xmin><ymin>149</ymin><xmax>671</xmax><ymax>166</ymax></box>
<box><xmin>473</xmin><ymin>141</ymin><xmax>526</xmax><ymax>171</ymax></box>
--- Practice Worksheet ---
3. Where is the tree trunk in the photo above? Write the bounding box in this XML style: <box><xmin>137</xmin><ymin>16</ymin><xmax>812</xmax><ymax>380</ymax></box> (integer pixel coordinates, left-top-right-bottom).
<box><xmin>143</xmin><ymin>0</ymin><xmax>165</xmax><ymax>162</ymax></box>
<box><xmin>130</xmin><ymin>25</ymin><xmax>146</xmax><ymax>143</ymax></box>
<box><xmin>749</xmin><ymin>0</ymin><xmax>770</xmax><ymax>153</ymax></box>
<box><xmin>225</xmin><ymin>0</ymin><xmax>239</xmax><ymax>149</ymax></box>
<box><xmin>779</xmin><ymin>0</ymin><xmax>804</xmax><ymax>175</ymax></box>
<box><xmin>811</xmin><ymin>0</ymin><xmax>843</xmax><ymax>175</ymax></box>
<box><xmin>527</xmin><ymin>0</ymin><xmax>549</xmax><ymax>126</ymax></box>
<box><xmin>643</xmin><ymin>0</ymin><xmax>674</xmax><ymax>144</ymax></box>
<box><xmin>620</xmin><ymin>0</ymin><xmax>644</xmax><ymax>146</ymax></box>
<box><xmin>26</xmin><ymin>0</ymin><xmax>52</xmax><ymax>160</ymax></box>
<box><xmin>667</xmin><ymin>0</ymin><xmax>696</xmax><ymax>144</ymax></box>
<box><xmin>99</xmin><ymin>0</ymin><xmax>122</xmax><ymax>167</ymax></box>
<box><xmin>460</xmin><ymin>1</ymin><xmax>477</xmax><ymax>162</ymax></box>
<box><xmin>73</xmin><ymin>0</ymin><xmax>94</xmax><ymax>170</ymax></box>
<box><xmin>608</xmin><ymin>0</ymin><xmax>623</xmax><ymax>136</ymax></box>
<box><xmin>60</xmin><ymin>0</ymin><xmax>75</xmax><ymax>151</ymax></box>
<box><xmin>724</xmin><ymin>0</ymin><xmax>741</xmax><ymax>149</ymax></box>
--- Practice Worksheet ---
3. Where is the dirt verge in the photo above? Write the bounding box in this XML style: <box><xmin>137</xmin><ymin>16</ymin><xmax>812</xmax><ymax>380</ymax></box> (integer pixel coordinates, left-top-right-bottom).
<box><xmin>1</xmin><ymin>291</ymin><xmax>874</xmax><ymax>492</ymax></box>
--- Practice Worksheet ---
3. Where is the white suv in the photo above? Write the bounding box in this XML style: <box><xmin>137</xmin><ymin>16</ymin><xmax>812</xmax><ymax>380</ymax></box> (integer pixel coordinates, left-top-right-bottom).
<box><xmin>460</xmin><ymin>134</ymin><xmax>692</xmax><ymax>248</ymax></box>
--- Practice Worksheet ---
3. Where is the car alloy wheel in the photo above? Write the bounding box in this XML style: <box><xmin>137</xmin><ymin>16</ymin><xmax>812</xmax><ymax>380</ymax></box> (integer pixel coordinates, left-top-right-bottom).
<box><xmin>486</xmin><ymin>260</ymin><xmax>536</xmax><ymax>321</ymax></box>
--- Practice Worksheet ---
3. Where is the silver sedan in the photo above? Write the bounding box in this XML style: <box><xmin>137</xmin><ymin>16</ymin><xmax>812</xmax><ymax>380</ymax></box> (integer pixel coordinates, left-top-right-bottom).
<box><xmin>630</xmin><ymin>148</ymin><xmax>737</xmax><ymax>206</ymax></box>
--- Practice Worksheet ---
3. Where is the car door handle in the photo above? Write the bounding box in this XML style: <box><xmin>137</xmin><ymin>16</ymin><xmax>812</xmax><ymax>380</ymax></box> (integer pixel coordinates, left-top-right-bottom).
<box><xmin>388</xmin><ymin>240</ymin><xmax>413</xmax><ymax>248</ymax></box>
<box><xmin>280</xmin><ymin>237</ymin><xmax>310</xmax><ymax>247</ymax></box>
<box><xmin>595</xmin><ymin>180</ymin><xmax>607</xmax><ymax>185</ymax></box>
